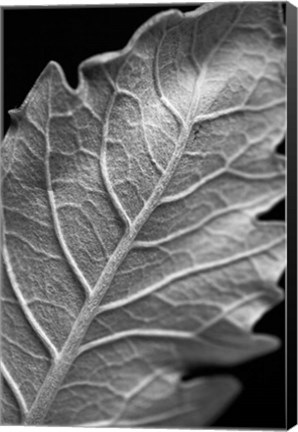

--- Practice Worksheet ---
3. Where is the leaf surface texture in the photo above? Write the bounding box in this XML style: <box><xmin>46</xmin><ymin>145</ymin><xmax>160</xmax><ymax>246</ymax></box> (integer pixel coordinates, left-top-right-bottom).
<box><xmin>1</xmin><ymin>3</ymin><xmax>286</xmax><ymax>426</ymax></box>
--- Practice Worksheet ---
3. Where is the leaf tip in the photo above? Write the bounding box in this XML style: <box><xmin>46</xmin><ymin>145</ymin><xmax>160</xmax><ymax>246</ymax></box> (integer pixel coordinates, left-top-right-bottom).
<box><xmin>44</xmin><ymin>60</ymin><xmax>70</xmax><ymax>88</ymax></box>
<box><xmin>46</xmin><ymin>60</ymin><xmax>63</xmax><ymax>77</ymax></box>
<box><xmin>253</xmin><ymin>333</ymin><xmax>282</xmax><ymax>356</ymax></box>
<box><xmin>8</xmin><ymin>108</ymin><xmax>23</xmax><ymax>127</ymax></box>
<box><xmin>186</xmin><ymin>375</ymin><xmax>242</xmax><ymax>426</ymax></box>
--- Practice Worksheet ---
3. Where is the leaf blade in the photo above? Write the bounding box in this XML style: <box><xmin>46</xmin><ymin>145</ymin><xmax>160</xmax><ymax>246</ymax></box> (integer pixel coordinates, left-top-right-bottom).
<box><xmin>1</xmin><ymin>2</ymin><xmax>286</xmax><ymax>426</ymax></box>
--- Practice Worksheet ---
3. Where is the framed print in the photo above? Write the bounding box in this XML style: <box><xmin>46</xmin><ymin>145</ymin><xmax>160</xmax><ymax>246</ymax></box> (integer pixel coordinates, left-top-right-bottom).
<box><xmin>1</xmin><ymin>2</ymin><xmax>296</xmax><ymax>429</ymax></box>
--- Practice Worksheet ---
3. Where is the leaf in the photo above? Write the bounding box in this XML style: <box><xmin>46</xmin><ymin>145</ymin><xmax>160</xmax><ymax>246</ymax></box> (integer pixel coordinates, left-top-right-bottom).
<box><xmin>1</xmin><ymin>2</ymin><xmax>286</xmax><ymax>427</ymax></box>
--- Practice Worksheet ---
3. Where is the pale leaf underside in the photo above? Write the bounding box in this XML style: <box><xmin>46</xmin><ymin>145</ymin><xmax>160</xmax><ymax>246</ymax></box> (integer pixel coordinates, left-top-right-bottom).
<box><xmin>1</xmin><ymin>3</ymin><xmax>285</xmax><ymax>426</ymax></box>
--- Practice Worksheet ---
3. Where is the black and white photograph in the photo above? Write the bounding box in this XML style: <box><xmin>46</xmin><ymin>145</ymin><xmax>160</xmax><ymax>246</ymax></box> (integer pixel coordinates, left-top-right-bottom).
<box><xmin>1</xmin><ymin>2</ymin><xmax>296</xmax><ymax>429</ymax></box>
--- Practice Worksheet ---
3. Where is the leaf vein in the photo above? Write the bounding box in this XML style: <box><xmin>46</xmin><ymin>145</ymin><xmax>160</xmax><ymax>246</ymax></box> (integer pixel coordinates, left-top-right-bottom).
<box><xmin>97</xmin><ymin>236</ymin><xmax>284</xmax><ymax>315</ymax></box>
<box><xmin>1</xmin><ymin>362</ymin><xmax>28</xmax><ymax>419</ymax></box>
<box><xmin>3</xmin><ymin>243</ymin><xmax>59</xmax><ymax>360</ymax></box>
<box><xmin>45</xmin><ymin>77</ymin><xmax>93</xmax><ymax>298</ymax></box>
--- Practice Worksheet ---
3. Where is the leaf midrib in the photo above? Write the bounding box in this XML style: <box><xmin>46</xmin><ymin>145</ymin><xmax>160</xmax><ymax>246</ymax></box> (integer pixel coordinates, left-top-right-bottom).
<box><xmin>22</xmin><ymin>95</ymin><xmax>192</xmax><ymax>426</ymax></box>
<box><xmin>13</xmin><ymin>6</ymin><xmax>247</xmax><ymax>424</ymax></box>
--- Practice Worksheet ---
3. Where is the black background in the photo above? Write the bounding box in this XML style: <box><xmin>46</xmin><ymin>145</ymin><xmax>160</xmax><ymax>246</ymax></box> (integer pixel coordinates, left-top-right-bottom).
<box><xmin>3</xmin><ymin>5</ymin><xmax>286</xmax><ymax>428</ymax></box>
